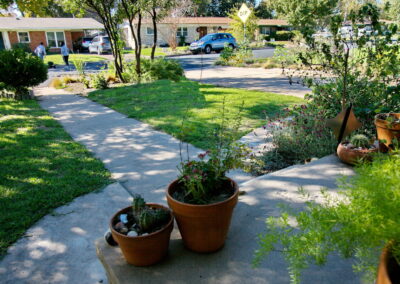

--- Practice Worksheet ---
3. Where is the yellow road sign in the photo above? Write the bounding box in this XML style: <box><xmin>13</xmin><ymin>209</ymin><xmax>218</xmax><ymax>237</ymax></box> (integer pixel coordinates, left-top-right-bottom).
<box><xmin>238</xmin><ymin>3</ymin><xmax>251</xmax><ymax>23</ymax></box>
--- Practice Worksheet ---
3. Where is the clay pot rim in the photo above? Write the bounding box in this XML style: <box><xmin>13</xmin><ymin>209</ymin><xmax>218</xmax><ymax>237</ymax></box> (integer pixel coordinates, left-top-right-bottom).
<box><xmin>166</xmin><ymin>178</ymin><xmax>239</xmax><ymax>208</ymax></box>
<box><xmin>375</xmin><ymin>113</ymin><xmax>400</xmax><ymax>126</ymax></box>
<box><xmin>339</xmin><ymin>142</ymin><xmax>378</xmax><ymax>153</ymax></box>
<box><xmin>110</xmin><ymin>203</ymin><xmax>173</xmax><ymax>240</ymax></box>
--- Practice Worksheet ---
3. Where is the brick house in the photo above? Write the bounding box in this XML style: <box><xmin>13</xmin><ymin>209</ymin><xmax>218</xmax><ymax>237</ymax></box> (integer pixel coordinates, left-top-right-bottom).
<box><xmin>123</xmin><ymin>17</ymin><xmax>291</xmax><ymax>48</ymax></box>
<box><xmin>0</xmin><ymin>17</ymin><xmax>103</xmax><ymax>52</ymax></box>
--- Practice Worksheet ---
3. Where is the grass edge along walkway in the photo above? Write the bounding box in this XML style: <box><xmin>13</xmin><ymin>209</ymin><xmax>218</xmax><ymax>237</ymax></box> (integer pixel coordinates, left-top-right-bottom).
<box><xmin>88</xmin><ymin>79</ymin><xmax>303</xmax><ymax>150</ymax></box>
<box><xmin>0</xmin><ymin>98</ymin><xmax>112</xmax><ymax>257</ymax></box>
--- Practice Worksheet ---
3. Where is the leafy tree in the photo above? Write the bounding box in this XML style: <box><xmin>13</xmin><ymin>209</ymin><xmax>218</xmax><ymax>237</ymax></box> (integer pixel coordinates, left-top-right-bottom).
<box><xmin>192</xmin><ymin>0</ymin><xmax>210</xmax><ymax>16</ymax></box>
<box><xmin>254</xmin><ymin>0</ymin><xmax>274</xmax><ymax>19</ymax></box>
<box><xmin>61</xmin><ymin>0</ymin><xmax>125</xmax><ymax>82</ymax></box>
<box><xmin>227</xmin><ymin>6</ymin><xmax>258</xmax><ymax>42</ymax></box>
<box><xmin>206</xmin><ymin>0</ymin><xmax>256</xmax><ymax>17</ymax></box>
<box><xmin>382</xmin><ymin>0</ymin><xmax>400</xmax><ymax>22</ymax></box>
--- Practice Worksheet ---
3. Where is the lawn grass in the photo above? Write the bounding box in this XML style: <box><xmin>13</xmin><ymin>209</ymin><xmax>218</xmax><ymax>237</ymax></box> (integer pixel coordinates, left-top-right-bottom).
<box><xmin>0</xmin><ymin>99</ymin><xmax>112</xmax><ymax>256</ymax></box>
<box><xmin>44</xmin><ymin>54</ymin><xmax>106</xmax><ymax>65</ymax></box>
<box><xmin>124</xmin><ymin>47</ymin><xmax>189</xmax><ymax>57</ymax></box>
<box><xmin>88</xmin><ymin>80</ymin><xmax>303</xmax><ymax>149</ymax></box>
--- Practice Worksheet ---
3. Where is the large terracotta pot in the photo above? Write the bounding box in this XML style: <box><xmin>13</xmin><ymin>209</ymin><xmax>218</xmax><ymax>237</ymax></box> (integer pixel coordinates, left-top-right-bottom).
<box><xmin>337</xmin><ymin>142</ymin><xmax>378</xmax><ymax>165</ymax></box>
<box><xmin>110</xmin><ymin>204</ymin><xmax>174</xmax><ymax>266</ymax></box>
<box><xmin>377</xmin><ymin>247</ymin><xmax>400</xmax><ymax>284</ymax></box>
<box><xmin>375</xmin><ymin>113</ymin><xmax>400</xmax><ymax>152</ymax></box>
<box><xmin>166</xmin><ymin>178</ymin><xmax>239</xmax><ymax>253</ymax></box>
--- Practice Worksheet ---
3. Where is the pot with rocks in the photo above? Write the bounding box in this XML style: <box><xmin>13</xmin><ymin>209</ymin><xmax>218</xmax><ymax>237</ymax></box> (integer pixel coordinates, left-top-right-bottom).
<box><xmin>374</xmin><ymin>113</ymin><xmax>400</xmax><ymax>152</ymax></box>
<box><xmin>110</xmin><ymin>195</ymin><xmax>173</xmax><ymax>266</ymax></box>
<box><xmin>337</xmin><ymin>134</ymin><xmax>378</xmax><ymax>165</ymax></box>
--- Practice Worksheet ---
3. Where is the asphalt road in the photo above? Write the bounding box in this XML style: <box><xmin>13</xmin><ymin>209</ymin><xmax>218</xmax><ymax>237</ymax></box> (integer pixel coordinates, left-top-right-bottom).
<box><xmin>172</xmin><ymin>48</ymin><xmax>275</xmax><ymax>70</ymax></box>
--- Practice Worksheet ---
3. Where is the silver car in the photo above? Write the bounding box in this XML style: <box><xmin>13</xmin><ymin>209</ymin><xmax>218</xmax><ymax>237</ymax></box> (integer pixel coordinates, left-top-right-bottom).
<box><xmin>88</xmin><ymin>36</ymin><xmax>112</xmax><ymax>54</ymax></box>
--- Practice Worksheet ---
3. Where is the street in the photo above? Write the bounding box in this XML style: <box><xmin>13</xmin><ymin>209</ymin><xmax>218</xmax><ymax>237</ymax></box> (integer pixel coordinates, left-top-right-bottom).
<box><xmin>172</xmin><ymin>48</ymin><xmax>275</xmax><ymax>70</ymax></box>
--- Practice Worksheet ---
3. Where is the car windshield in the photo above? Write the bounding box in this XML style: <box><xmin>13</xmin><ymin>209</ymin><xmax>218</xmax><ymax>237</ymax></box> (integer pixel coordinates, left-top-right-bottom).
<box><xmin>199</xmin><ymin>35</ymin><xmax>214</xmax><ymax>41</ymax></box>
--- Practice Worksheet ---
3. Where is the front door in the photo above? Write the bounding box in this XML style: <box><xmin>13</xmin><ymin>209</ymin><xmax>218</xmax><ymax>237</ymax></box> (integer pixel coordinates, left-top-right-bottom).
<box><xmin>0</xmin><ymin>32</ymin><xmax>5</xmax><ymax>50</ymax></box>
<box><xmin>198</xmin><ymin>27</ymin><xmax>207</xmax><ymax>39</ymax></box>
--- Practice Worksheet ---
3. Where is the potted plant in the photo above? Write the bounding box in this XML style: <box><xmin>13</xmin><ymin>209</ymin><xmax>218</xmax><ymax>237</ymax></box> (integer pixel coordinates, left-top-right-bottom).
<box><xmin>375</xmin><ymin>113</ymin><xmax>400</xmax><ymax>152</ymax></box>
<box><xmin>253</xmin><ymin>152</ymin><xmax>400</xmax><ymax>283</ymax></box>
<box><xmin>167</xmin><ymin>102</ymin><xmax>252</xmax><ymax>253</ymax></box>
<box><xmin>110</xmin><ymin>195</ymin><xmax>174</xmax><ymax>266</ymax></box>
<box><xmin>337</xmin><ymin>134</ymin><xmax>378</xmax><ymax>165</ymax></box>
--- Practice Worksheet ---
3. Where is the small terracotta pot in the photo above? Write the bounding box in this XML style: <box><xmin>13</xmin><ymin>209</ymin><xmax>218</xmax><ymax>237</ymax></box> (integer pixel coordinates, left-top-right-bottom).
<box><xmin>337</xmin><ymin>142</ymin><xmax>378</xmax><ymax>165</ymax></box>
<box><xmin>375</xmin><ymin>113</ymin><xmax>400</xmax><ymax>152</ymax></box>
<box><xmin>377</xmin><ymin>246</ymin><xmax>400</xmax><ymax>284</ymax></box>
<box><xmin>166</xmin><ymin>178</ymin><xmax>239</xmax><ymax>253</ymax></box>
<box><xmin>110</xmin><ymin>204</ymin><xmax>174</xmax><ymax>266</ymax></box>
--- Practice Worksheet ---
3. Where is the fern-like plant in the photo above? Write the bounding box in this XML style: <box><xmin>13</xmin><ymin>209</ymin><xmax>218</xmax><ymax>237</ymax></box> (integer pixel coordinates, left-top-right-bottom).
<box><xmin>254</xmin><ymin>152</ymin><xmax>400</xmax><ymax>283</ymax></box>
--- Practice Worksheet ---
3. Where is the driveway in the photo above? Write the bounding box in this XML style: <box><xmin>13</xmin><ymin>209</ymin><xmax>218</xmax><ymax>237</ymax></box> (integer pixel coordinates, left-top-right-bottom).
<box><xmin>185</xmin><ymin>66</ymin><xmax>310</xmax><ymax>98</ymax></box>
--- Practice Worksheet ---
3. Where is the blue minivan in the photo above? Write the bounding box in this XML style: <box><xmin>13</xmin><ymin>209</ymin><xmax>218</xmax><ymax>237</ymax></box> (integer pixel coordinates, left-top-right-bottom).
<box><xmin>189</xmin><ymin>33</ymin><xmax>238</xmax><ymax>54</ymax></box>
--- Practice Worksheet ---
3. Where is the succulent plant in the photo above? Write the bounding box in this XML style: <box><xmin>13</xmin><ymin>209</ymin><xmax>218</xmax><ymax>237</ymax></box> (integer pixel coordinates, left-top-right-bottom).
<box><xmin>132</xmin><ymin>194</ymin><xmax>146</xmax><ymax>214</ymax></box>
<box><xmin>350</xmin><ymin>134</ymin><xmax>370</xmax><ymax>149</ymax></box>
<box><xmin>130</xmin><ymin>194</ymin><xmax>170</xmax><ymax>234</ymax></box>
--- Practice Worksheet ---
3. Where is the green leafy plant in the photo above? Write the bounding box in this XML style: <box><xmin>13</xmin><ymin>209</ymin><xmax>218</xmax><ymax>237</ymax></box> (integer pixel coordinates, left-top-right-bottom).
<box><xmin>0</xmin><ymin>48</ymin><xmax>47</xmax><ymax>99</ymax></box>
<box><xmin>176</xmin><ymin>98</ymin><xmax>252</xmax><ymax>204</ymax></box>
<box><xmin>90</xmin><ymin>73</ymin><xmax>108</xmax><ymax>89</ymax></box>
<box><xmin>254</xmin><ymin>152</ymin><xmax>400</xmax><ymax>283</ymax></box>
<box><xmin>11</xmin><ymin>43</ymin><xmax>32</xmax><ymax>53</ymax></box>
<box><xmin>349</xmin><ymin>134</ymin><xmax>370</xmax><ymax>148</ymax></box>
<box><xmin>73</xmin><ymin>58</ymin><xmax>86</xmax><ymax>77</ymax></box>
<box><xmin>275</xmin><ymin>31</ymin><xmax>294</xmax><ymax>41</ymax></box>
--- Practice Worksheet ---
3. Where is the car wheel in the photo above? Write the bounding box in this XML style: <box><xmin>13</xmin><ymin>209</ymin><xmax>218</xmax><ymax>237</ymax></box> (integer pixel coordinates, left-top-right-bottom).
<box><xmin>204</xmin><ymin>45</ymin><xmax>212</xmax><ymax>54</ymax></box>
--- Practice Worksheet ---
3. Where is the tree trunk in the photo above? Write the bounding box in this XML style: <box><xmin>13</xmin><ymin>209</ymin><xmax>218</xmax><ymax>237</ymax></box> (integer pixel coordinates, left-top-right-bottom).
<box><xmin>135</xmin><ymin>12</ymin><xmax>142</xmax><ymax>82</ymax></box>
<box><xmin>151</xmin><ymin>8</ymin><xmax>157</xmax><ymax>60</ymax></box>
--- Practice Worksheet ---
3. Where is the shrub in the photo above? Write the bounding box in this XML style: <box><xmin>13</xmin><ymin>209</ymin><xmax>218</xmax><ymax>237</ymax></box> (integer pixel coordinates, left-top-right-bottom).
<box><xmin>90</xmin><ymin>73</ymin><xmax>108</xmax><ymax>89</ymax></box>
<box><xmin>62</xmin><ymin>76</ymin><xmax>78</xmax><ymax>85</ymax></box>
<box><xmin>11</xmin><ymin>43</ymin><xmax>32</xmax><ymax>53</ymax></box>
<box><xmin>124</xmin><ymin>58</ymin><xmax>184</xmax><ymax>83</ymax></box>
<box><xmin>0</xmin><ymin>48</ymin><xmax>47</xmax><ymax>99</ymax></box>
<box><xmin>259</xmin><ymin>105</ymin><xmax>336</xmax><ymax>173</ymax></box>
<box><xmin>275</xmin><ymin>31</ymin><xmax>294</xmax><ymax>41</ymax></box>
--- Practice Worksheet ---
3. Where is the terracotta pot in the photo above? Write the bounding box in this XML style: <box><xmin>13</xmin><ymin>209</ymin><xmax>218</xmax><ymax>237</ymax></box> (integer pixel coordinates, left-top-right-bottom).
<box><xmin>375</xmin><ymin>113</ymin><xmax>400</xmax><ymax>152</ymax></box>
<box><xmin>377</xmin><ymin>246</ymin><xmax>400</xmax><ymax>284</ymax></box>
<box><xmin>166</xmin><ymin>178</ymin><xmax>239</xmax><ymax>253</ymax></box>
<box><xmin>110</xmin><ymin>204</ymin><xmax>173</xmax><ymax>266</ymax></box>
<box><xmin>337</xmin><ymin>142</ymin><xmax>378</xmax><ymax>165</ymax></box>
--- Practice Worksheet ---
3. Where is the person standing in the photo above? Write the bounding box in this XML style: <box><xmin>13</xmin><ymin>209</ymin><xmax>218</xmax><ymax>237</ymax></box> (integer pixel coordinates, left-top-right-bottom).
<box><xmin>34</xmin><ymin>42</ymin><xmax>46</xmax><ymax>60</ymax></box>
<box><xmin>60</xmin><ymin>42</ymin><xmax>70</xmax><ymax>66</ymax></box>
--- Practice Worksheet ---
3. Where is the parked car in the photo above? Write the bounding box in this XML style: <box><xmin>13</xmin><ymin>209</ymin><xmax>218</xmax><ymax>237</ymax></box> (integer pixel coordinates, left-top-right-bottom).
<box><xmin>75</xmin><ymin>36</ymin><xmax>94</xmax><ymax>52</ymax></box>
<box><xmin>88</xmin><ymin>36</ymin><xmax>112</xmax><ymax>55</ymax></box>
<box><xmin>189</xmin><ymin>33</ymin><xmax>237</xmax><ymax>54</ymax></box>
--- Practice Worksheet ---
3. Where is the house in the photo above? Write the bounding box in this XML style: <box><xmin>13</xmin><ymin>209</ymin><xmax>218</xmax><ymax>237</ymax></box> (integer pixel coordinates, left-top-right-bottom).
<box><xmin>123</xmin><ymin>17</ymin><xmax>291</xmax><ymax>48</ymax></box>
<box><xmin>0</xmin><ymin>17</ymin><xmax>103</xmax><ymax>52</ymax></box>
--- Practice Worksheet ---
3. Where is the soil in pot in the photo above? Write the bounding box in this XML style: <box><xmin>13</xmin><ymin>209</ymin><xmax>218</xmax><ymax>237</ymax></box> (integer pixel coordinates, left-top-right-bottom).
<box><xmin>337</xmin><ymin>142</ymin><xmax>378</xmax><ymax>165</ymax></box>
<box><xmin>110</xmin><ymin>204</ymin><xmax>173</xmax><ymax>266</ymax></box>
<box><xmin>167</xmin><ymin>178</ymin><xmax>239</xmax><ymax>253</ymax></box>
<box><xmin>375</xmin><ymin>113</ymin><xmax>400</xmax><ymax>152</ymax></box>
<box><xmin>377</xmin><ymin>247</ymin><xmax>400</xmax><ymax>284</ymax></box>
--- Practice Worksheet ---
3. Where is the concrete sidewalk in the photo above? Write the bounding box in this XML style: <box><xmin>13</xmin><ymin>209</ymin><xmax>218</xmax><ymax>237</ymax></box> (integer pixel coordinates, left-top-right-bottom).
<box><xmin>185</xmin><ymin>66</ymin><xmax>310</xmax><ymax>98</ymax></box>
<box><xmin>96</xmin><ymin>155</ymin><xmax>360</xmax><ymax>284</ymax></box>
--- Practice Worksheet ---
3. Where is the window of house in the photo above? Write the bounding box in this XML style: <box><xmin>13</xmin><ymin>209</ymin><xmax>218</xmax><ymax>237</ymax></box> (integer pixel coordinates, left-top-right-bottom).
<box><xmin>18</xmin><ymin>32</ymin><xmax>30</xmax><ymax>43</ymax></box>
<box><xmin>176</xmin><ymin>27</ymin><xmax>188</xmax><ymax>37</ymax></box>
<box><xmin>146</xmin><ymin>27</ymin><xmax>154</xmax><ymax>35</ymax></box>
<box><xmin>260</xmin><ymin>26</ymin><xmax>271</xmax><ymax>35</ymax></box>
<box><xmin>46</xmin><ymin>31</ymin><xmax>65</xmax><ymax>48</ymax></box>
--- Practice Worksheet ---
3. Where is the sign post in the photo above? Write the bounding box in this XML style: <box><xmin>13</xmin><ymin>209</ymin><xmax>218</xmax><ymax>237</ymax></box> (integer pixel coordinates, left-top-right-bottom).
<box><xmin>238</xmin><ymin>3</ymin><xmax>251</xmax><ymax>42</ymax></box>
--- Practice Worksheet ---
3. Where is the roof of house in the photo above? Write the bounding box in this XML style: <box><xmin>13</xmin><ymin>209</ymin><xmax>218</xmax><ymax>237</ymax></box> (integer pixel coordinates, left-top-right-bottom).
<box><xmin>135</xmin><ymin>17</ymin><xmax>289</xmax><ymax>26</ymax></box>
<box><xmin>0</xmin><ymin>17</ymin><xmax>103</xmax><ymax>31</ymax></box>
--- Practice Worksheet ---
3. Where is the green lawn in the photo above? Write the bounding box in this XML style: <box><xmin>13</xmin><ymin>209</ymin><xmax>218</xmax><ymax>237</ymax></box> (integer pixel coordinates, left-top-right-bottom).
<box><xmin>44</xmin><ymin>54</ymin><xmax>106</xmax><ymax>65</ymax></box>
<box><xmin>88</xmin><ymin>80</ymin><xmax>303</xmax><ymax>149</ymax></box>
<box><xmin>124</xmin><ymin>47</ymin><xmax>189</xmax><ymax>57</ymax></box>
<box><xmin>0</xmin><ymin>99</ymin><xmax>111</xmax><ymax>256</ymax></box>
